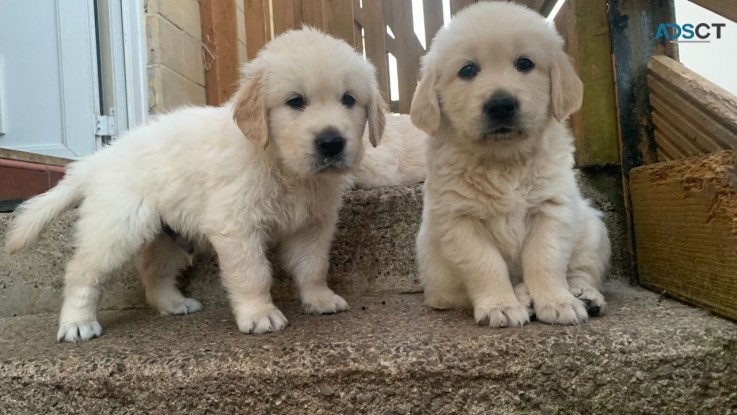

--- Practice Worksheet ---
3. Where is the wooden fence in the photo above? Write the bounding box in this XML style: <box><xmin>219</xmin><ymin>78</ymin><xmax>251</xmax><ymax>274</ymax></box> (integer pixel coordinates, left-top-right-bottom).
<box><xmin>244</xmin><ymin>0</ymin><xmax>558</xmax><ymax>113</ymax></box>
<box><xmin>204</xmin><ymin>0</ymin><xmax>621</xmax><ymax>167</ymax></box>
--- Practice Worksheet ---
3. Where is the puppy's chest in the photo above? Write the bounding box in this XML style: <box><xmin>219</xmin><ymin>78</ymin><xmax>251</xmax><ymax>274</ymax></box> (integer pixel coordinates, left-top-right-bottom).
<box><xmin>450</xmin><ymin>166</ymin><xmax>549</xmax><ymax>260</ymax></box>
<box><xmin>268</xmin><ymin>181</ymin><xmax>341</xmax><ymax>238</ymax></box>
<box><xmin>455</xmin><ymin>166</ymin><xmax>543</xmax><ymax>217</ymax></box>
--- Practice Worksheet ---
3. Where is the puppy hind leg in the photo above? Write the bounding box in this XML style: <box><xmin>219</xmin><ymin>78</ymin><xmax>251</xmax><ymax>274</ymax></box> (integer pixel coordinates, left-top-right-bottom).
<box><xmin>58</xmin><ymin>206</ymin><xmax>158</xmax><ymax>342</ymax></box>
<box><xmin>138</xmin><ymin>234</ymin><xmax>201</xmax><ymax>315</ymax></box>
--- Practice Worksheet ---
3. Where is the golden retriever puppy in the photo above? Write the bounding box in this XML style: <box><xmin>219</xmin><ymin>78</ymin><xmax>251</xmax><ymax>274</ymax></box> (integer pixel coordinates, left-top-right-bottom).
<box><xmin>5</xmin><ymin>28</ymin><xmax>385</xmax><ymax>341</ymax></box>
<box><xmin>411</xmin><ymin>2</ymin><xmax>610</xmax><ymax>327</ymax></box>
<box><xmin>352</xmin><ymin>114</ymin><xmax>427</xmax><ymax>188</ymax></box>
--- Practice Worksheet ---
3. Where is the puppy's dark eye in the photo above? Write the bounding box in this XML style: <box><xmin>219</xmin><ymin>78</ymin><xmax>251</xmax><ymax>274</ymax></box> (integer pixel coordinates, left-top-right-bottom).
<box><xmin>341</xmin><ymin>93</ymin><xmax>356</xmax><ymax>108</ymax></box>
<box><xmin>286</xmin><ymin>95</ymin><xmax>307</xmax><ymax>110</ymax></box>
<box><xmin>515</xmin><ymin>57</ymin><xmax>535</xmax><ymax>73</ymax></box>
<box><xmin>458</xmin><ymin>63</ymin><xmax>479</xmax><ymax>80</ymax></box>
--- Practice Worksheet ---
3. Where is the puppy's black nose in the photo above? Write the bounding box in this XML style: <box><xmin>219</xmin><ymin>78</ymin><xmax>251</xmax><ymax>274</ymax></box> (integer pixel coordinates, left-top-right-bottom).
<box><xmin>315</xmin><ymin>129</ymin><xmax>346</xmax><ymax>157</ymax></box>
<box><xmin>484</xmin><ymin>92</ymin><xmax>519</xmax><ymax>121</ymax></box>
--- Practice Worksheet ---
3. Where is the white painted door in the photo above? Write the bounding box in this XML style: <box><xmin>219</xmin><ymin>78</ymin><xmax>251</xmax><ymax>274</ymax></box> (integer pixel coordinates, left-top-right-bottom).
<box><xmin>0</xmin><ymin>0</ymin><xmax>100</xmax><ymax>158</ymax></box>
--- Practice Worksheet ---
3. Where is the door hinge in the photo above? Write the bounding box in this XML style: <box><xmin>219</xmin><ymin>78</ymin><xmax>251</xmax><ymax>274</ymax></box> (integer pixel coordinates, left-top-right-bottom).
<box><xmin>95</xmin><ymin>115</ymin><xmax>116</xmax><ymax>137</ymax></box>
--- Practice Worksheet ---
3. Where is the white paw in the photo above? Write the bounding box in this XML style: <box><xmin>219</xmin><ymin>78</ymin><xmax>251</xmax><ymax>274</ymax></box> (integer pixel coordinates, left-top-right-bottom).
<box><xmin>157</xmin><ymin>297</ymin><xmax>203</xmax><ymax>315</ymax></box>
<box><xmin>57</xmin><ymin>320</ymin><xmax>102</xmax><ymax>342</ymax></box>
<box><xmin>235</xmin><ymin>303</ymin><xmax>288</xmax><ymax>334</ymax></box>
<box><xmin>474</xmin><ymin>301</ymin><xmax>530</xmax><ymax>328</ymax></box>
<box><xmin>514</xmin><ymin>283</ymin><xmax>535</xmax><ymax>317</ymax></box>
<box><xmin>570</xmin><ymin>285</ymin><xmax>607</xmax><ymax>317</ymax></box>
<box><xmin>301</xmin><ymin>289</ymin><xmax>350</xmax><ymax>314</ymax></box>
<box><xmin>533</xmin><ymin>292</ymin><xmax>589</xmax><ymax>325</ymax></box>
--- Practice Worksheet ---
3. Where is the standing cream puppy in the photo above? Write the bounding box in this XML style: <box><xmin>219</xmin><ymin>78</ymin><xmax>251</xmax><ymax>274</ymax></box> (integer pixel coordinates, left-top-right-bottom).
<box><xmin>6</xmin><ymin>28</ymin><xmax>385</xmax><ymax>341</ymax></box>
<box><xmin>412</xmin><ymin>2</ymin><xmax>610</xmax><ymax>327</ymax></box>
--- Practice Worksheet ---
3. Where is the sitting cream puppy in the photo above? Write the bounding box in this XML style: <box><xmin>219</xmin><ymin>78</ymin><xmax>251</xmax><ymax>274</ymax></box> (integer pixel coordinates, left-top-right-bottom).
<box><xmin>411</xmin><ymin>2</ymin><xmax>610</xmax><ymax>327</ymax></box>
<box><xmin>6</xmin><ymin>28</ymin><xmax>385</xmax><ymax>341</ymax></box>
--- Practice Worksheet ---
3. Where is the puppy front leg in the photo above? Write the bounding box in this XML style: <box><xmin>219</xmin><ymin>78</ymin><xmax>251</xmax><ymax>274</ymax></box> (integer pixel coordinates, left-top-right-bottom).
<box><xmin>209</xmin><ymin>231</ymin><xmax>287</xmax><ymax>334</ymax></box>
<box><xmin>280</xmin><ymin>220</ymin><xmax>349</xmax><ymax>314</ymax></box>
<box><xmin>522</xmin><ymin>209</ymin><xmax>588</xmax><ymax>325</ymax></box>
<box><xmin>440</xmin><ymin>218</ymin><xmax>529</xmax><ymax>328</ymax></box>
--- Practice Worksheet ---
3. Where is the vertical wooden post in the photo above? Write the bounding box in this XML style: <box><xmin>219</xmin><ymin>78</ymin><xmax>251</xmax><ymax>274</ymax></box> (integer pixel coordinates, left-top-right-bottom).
<box><xmin>245</xmin><ymin>0</ymin><xmax>271</xmax><ymax>60</ymax></box>
<box><xmin>272</xmin><ymin>0</ymin><xmax>301</xmax><ymax>36</ymax></box>
<box><xmin>450</xmin><ymin>0</ymin><xmax>475</xmax><ymax>15</ymax></box>
<box><xmin>356</xmin><ymin>0</ymin><xmax>390</xmax><ymax>100</ymax></box>
<box><xmin>301</xmin><ymin>0</ymin><xmax>326</xmax><ymax>29</ymax></box>
<box><xmin>423</xmin><ymin>0</ymin><xmax>443</xmax><ymax>47</ymax></box>
<box><xmin>201</xmin><ymin>0</ymin><xmax>240</xmax><ymax>105</ymax></box>
<box><xmin>608</xmin><ymin>0</ymin><xmax>677</xmax><ymax>283</ymax></box>
<box><xmin>555</xmin><ymin>0</ymin><xmax>620</xmax><ymax>167</ymax></box>
<box><xmin>323</xmin><ymin>0</ymin><xmax>356</xmax><ymax>47</ymax></box>
<box><xmin>383</xmin><ymin>0</ymin><xmax>422</xmax><ymax>114</ymax></box>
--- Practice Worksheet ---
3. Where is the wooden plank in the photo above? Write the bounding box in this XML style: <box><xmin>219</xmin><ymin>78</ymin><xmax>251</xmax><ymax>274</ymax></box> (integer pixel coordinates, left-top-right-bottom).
<box><xmin>609</xmin><ymin>0</ymin><xmax>677</xmax><ymax>169</ymax></box>
<box><xmin>272</xmin><ymin>0</ymin><xmax>299</xmax><ymax>36</ymax></box>
<box><xmin>653</xmin><ymin>129</ymin><xmax>688</xmax><ymax>160</ymax></box>
<box><xmin>553</xmin><ymin>0</ymin><xmax>584</xmax><ymax>157</ymax></box>
<box><xmin>358</xmin><ymin>0</ymin><xmax>390</xmax><ymax>100</ymax></box>
<box><xmin>385</xmin><ymin>0</ymin><xmax>421</xmax><ymax>113</ymax></box>
<box><xmin>301</xmin><ymin>0</ymin><xmax>325</xmax><ymax>29</ymax></box>
<box><xmin>651</xmin><ymin>111</ymin><xmax>701</xmax><ymax>157</ymax></box>
<box><xmin>689</xmin><ymin>0</ymin><xmax>737</xmax><ymax>23</ymax></box>
<box><xmin>323</xmin><ymin>0</ymin><xmax>356</xmax><ymax>46</ymax></box>
<box><xmin>631</xmin><ymin>150</ymin><xmax>737</xmax><ymax>321</ymax></box>
<box><xmin>648</xmin><ymin>76</ymin><xmax>737</xmax><ymax>153</ymax></box>
<box><xmin>539</xmin><ymin>0</ymin><xmax>559</xmax><ymax>17</ymax></box>
<box><xmin>450</xmin><ymin>0</ymin><xmax>475</xmax><ymax>15</ymax></box>
<box><xmin>201</xmin><ymin>0</ymin><xmax>240</xmax><ymax>105</ymax></box>
<box><xmin>423</xmin><ymin>0</ymin><xmax>444</xmax><ymax>48</ymax></box>
<box><xmin>352</xmin><ymin>0</ymin><xmax>363</xmax><ymax>53</ymax></box>
<box><xmin>0</xmin><ymin>148</ymin><xmax>70</xmax><ymax>167</ymax></box>
<box><xmin>555</xmin><ymin>0</ymin><xmax>620</xmax><ymax>167</ymax></box>
<box><xmin>608</xmin><ymin>0</ymin><xmax>677</xmax><ymax>283</ymax></box>
<box><xmin>512</xmin><ymin>0</ymin><xmax>546</xmax><ymax>12</ymax></box>
<box><xmin>649</xmin><ymin>56</ymin><xmax>737</xmax><ymax>136</ymax></box>
<box><xmin>245</xmin><ymin>0</ymin><xmax>270</xmax><ymax>60</ymax></box>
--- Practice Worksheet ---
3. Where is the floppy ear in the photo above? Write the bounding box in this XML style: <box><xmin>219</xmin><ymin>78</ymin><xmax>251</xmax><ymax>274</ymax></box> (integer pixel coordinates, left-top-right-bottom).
<box><xmin>367</xmin><ymin>89</ymin><xmax>387</xmax><ymax>147</ymax></box>
<box><xmin>232</xmin><ymin>71</ymin><xmax>269</xmax><ymax>149</ymax></box>
<box><xmin>550</xmin><ymin>49</ymin><xmax>584</xmax><ymax>121</ymax></box>
<box><xmin>410</xmin><ymin>64</ymin><xmax>441</xmax><ymax>136</ymax></box>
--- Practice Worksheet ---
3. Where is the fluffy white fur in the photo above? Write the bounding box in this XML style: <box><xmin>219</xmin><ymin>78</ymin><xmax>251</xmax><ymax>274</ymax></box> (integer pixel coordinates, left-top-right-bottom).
<box><xmin>411</xmin><ymin>2</ymin><xmax>610</xmax><ymax>328</ymax></box>
<box><xmin>5</xmin><ymin>28</ymin><xmax>386</xmax><ymax>342</ymax></box>
<box><xmin>353</xmin><ymin>114</ymin><xmax>426</xmax><ymax>188</ymax></box>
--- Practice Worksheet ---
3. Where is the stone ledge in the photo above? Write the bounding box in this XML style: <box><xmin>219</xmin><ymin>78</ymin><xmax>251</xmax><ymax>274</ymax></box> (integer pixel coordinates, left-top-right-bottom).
<box><xmin>0</xmin><ymin>181</ymin><xmax>627</xmax><ymax>318</ymax></box>
<box><xmin>1</xmin><ymin>281</ymin><xmax>735</xmax><ymax>414</ymax></box>
<box><xmin>0</xmin><ymin>185</ymin><xmax>424</xmax><ymax>317</ymax></box>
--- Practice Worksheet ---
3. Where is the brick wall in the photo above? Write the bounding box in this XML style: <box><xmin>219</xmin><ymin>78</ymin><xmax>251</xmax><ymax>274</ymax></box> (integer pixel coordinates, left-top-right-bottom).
<box><xmin>145</xmin><ymin>0</ymin><xmax>206</xmax><ymax>113</ymax></box>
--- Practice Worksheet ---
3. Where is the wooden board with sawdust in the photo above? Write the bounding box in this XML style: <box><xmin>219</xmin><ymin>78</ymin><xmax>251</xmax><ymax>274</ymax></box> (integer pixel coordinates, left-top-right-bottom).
<box><xmin>631</xmin><ymin>150</ymin><xmax>737</xmax><ymax>321</ymax></box>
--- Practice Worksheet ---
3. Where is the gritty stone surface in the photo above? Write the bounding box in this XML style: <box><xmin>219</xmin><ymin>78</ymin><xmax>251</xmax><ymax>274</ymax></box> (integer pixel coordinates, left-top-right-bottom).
<box><xmin>1</xmin><ymin>281</ymin><xmax>736</xmax><ymax>414</ymax></box>
<box><xmin>0</xmin><ymin>177</ymin><xmax>627</xmax><ymax>318</ymax></box>
<box><xmin>0</xmin><ymin>185</ymin><xmax>424</xmax><ymax>317</ymax></box>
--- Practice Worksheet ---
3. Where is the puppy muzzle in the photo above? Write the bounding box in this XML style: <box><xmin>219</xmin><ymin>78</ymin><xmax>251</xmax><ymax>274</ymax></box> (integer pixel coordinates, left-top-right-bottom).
<box><xmin>312</xmin><ymin>128</ymin><xmax>350</xmax><ymax>173</ymax></box>
<box><xmin>481</xmin><ymin>92</ymin><xmax>523</xmax><ymax>140</ymax></box>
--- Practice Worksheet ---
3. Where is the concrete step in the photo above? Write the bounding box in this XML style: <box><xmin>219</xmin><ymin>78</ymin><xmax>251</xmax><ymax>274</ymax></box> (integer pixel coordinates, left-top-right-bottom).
<box><xmin>1</xmin><ymin>281</ymin><xmax>735</xmax><ymax>414</ymax></box>
<box><xmin>0</xmin><ymin>171</ymin><xmax>627</xmax><ymax>318</ymax></box>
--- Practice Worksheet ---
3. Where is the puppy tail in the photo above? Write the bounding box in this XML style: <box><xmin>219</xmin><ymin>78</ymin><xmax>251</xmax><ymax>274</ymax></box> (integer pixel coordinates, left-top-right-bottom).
<box><xmin>5</xmin><ymin>165</ymin><xmax>85</xmax><ymax>254</ymax></box>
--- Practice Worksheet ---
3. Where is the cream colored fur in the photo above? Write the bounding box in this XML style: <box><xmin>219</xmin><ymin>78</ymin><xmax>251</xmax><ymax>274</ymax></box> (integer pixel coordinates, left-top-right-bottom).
<box><xmin>5</xmin><ymin>28</ymin><xmax>386</xmax><ymax>341</ymax></box>
<box><xmin>412</xmin><ymin>2</ymin><xmax>610</xmax><ymax>328</ymax></box>
<box><xmin>353</xmin><ymin>114</ymin><xmax>427</xmax><ymax>188</ymax></box>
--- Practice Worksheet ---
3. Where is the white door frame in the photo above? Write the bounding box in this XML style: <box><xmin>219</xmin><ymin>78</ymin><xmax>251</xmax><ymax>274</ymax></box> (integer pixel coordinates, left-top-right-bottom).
<box><xmin>96</xmin><ymin>0</ymin><xmax>148</xmax><ymax>145</ymax></box>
